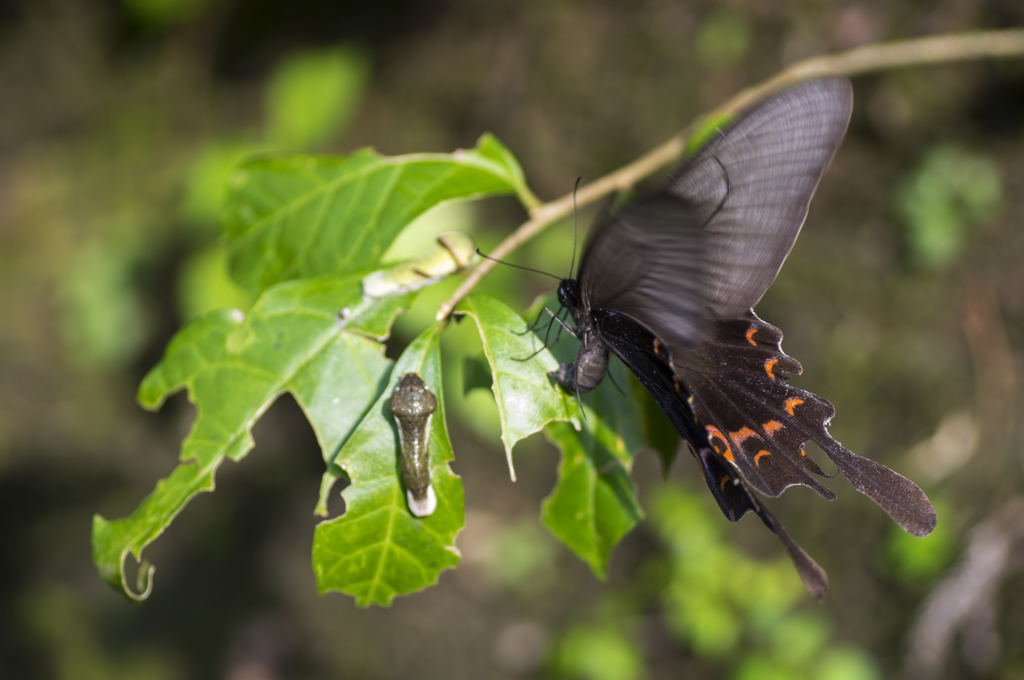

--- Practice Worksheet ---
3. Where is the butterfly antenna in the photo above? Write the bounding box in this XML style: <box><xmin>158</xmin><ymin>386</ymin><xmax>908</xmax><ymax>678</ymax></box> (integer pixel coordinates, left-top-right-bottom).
<box><xmin>476</xmin><ymin>249</ymin><xmax>561</xmax><ymax>281</ymax></box>
<box><xmin>568</xmin><ymin>176</ymin><xmax>582</xmax><ymax>279</ymax></box>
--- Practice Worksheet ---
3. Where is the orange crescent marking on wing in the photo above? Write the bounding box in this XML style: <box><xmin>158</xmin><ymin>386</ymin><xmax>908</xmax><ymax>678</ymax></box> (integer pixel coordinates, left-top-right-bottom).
<box><xmin>720</xmin><ymin>474</ymin><xmax>731</xmax><ymax>491</ymax></box>
<box><xmin>800</xmin><ymin>448</ymin><xmax>807</xmax><ymax>457</ymax></box>
<box><xmin>754</xmin><ymin>450</ymin><xmax>771</xmax><ymax>466</ymax></box>
<box><xmin>728</xmin><ymin>426</ymin><xmax>761</xmax><ymax>447</ymax></box>
<box><xmin>653</xmin><ymin>338</ymin><xmax>664</xmax><ymax>356</ymax></box>
<box><xmin>785</xmin><ymin>397</ymin><xmax>804</xmax><ymax>415</ymax></box>
<box><xmin>705</xmin><ymin>426</ymin><xmax>735</xmax><ymax>462</ymax></box>
<box><xmin>745</xmin><ymin>325</ymin><xmax>758</xmax><ymax>346</ymax></box>
<box><xmin>762</xmin><ymin>420</ymin><xmax>784</xmax><ymax>437</ymax></box>
<box><xmin>764</xmin><ymin>357</ymin><xmax>779</xmax><ymax>379</ymax></box>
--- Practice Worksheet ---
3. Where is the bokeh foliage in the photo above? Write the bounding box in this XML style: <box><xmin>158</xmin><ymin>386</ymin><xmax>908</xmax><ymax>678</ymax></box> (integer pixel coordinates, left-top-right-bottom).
<box><xmin>3</xmin><ymin>0</ymin><xmax>1023</xmax><ymax>679</ymax></box>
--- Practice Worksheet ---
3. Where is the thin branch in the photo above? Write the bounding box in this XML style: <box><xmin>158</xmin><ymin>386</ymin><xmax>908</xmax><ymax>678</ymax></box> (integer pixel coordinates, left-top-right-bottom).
<box><xmin>905</xmin><ymin>498</ymin><xmax>1024</xmax><ymax>678</ymax></box>
<box><xmin>436</xmin><ymin>28</ymin><xmax>1024</xmax><ymax>321</ymax></box>
<box><xmin>955</xmin><ymin>280</ymin><xmax>1018</xmax><ymax>502</ymax></box>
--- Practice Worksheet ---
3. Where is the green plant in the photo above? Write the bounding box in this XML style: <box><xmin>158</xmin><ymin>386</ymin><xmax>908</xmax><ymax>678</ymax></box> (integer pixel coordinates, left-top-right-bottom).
<box><xmin>92</xmin><ymin>134</ymin><xmax>643</xmax><ymax>606</ymax></box>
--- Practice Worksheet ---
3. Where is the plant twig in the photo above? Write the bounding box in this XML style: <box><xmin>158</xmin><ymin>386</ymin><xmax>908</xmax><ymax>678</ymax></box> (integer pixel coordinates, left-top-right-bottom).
<box><xmin>436</xmin><ymin>28</ymin><xmax>1024</xmax><ymax>322</ymax></box>
<box><xmin>905</xmin><ymin>498</ymin><xmax>1024</xmax><ymax>678</ymax></box>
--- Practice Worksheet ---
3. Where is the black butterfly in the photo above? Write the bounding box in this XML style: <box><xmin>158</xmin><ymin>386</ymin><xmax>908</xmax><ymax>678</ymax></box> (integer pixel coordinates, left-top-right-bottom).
<box><xmin>548</xmin><ymin>77</ymin><xmax>937</xmax><ymax>598</ymax></box>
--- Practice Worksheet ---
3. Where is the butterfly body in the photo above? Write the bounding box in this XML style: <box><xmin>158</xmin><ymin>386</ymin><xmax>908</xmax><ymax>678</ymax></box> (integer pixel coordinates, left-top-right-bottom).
<box><xmin>549</xmin><ymin>279</ymin><xmax>613</xmax><ymax>393</ymax></box>
<box><xmin>546</xmin><ymin>77</ymin><xmax>937</xmax><ymax>597</ymax></box>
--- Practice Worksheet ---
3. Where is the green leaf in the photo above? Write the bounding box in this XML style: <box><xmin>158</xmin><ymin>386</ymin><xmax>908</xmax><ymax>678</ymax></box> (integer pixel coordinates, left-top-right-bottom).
<box><xmin>58</xmin><ymin>241</ymin><xmax>152</xmax><ymax>370</ymax></box>
<box><xmin>265</xmin><ymin>46</ymin><xmax>370</xmax><ymax>150</ymax></box>
<box><xmin>473</xmin><ymin>519</ymin><xmax>559</xmax><ymax>592</ymax></box>
<box><xmin>542</xmin><ymin>370</ymin><xmax>644</xmax><ymax>579</ymax></box>
<box><xmin>650</xmin><ymin>486</ymin><xmax>805</xmax><ymax>657</ymax></box>
<box><xmin>180</xmin><ymin>140</ymin><xmax>267</xmax><ymax>228</ymax></box>
<box><xmin>454</xmin><ymin>294</ymin><xmax>578</xmax><ymax>479</ymax></box>
<box><xmin>22</xmin><ymin>585</ymin><xmax>179</xmax><ymax>680</ymax></box>
<box><xmin>812</xmin><ymin>648</ymin><xmax>880</xmax><ymax>680</ymax></box>
<box><xmin>312</xmin><ymin>325</ymin><xmax>464</xmax><ymax>606</ymax></box>
<box><xmin>886</xmin><ymin>498</ymin><xmax>955</xmax><ymax>582</ymax></box>
<box><xmin>765</xmin><ymin>614</ymin><xmax>831</xmax><ymax>667</ymax></box>
<box><xmin>898</xmin><ymin>144</ymin><xmax>1002</xmax><ymax>268</ymax></box>
<box><xmin>553</xmin><ymin>625</ymin><xmax>645</xmax><ymax>680</ymax></box>
<box><xmin>462</xmin><ymin>354</ymin><xmax>494</xmax><ymax>394</ymax></box>
<box><xmin>121</xmin><ymin>0</ymin><xmax>215</xmax><ymax>26</ymax></box>
<box><xmin>380</xmin><ymin>201</ymin><xmax>476</xmax><ymax>264</ymax></box>
<box><xmin>223</xmin><ymin>134</ymin><xmax>534</xmax><ymax>294</ymax></box>
<box><xmin>92</xmin><ymin>273</ymin><xmax>411</xmax><ymax>600</ymax></box>
<box><xmin>474</xmin><ymin>134</ymin><xmax>538</xmax><ymax>208</ymax></box>
<box><xmin>176</xmin><ymin>245</ymin><xmax>255</xmax><ymax>321</ymax></box>
<box><xmin>454</xmin><ymin>296</ymin><xmax>642</xmax><ymax>576</ymax></box>
<box><xmin>696</xmin><ymin>10</ymin><xmax>752</xmax><ymax>67</ymax></box>
<box><xmin>732</xmin><ymin>655</ymin><xmax>793</xmax><ymax>680</ymax></box>
<box><xmin>633</xmin><ymin>379</ymin><xmax>679</xmax><ymax>475</ymax></box>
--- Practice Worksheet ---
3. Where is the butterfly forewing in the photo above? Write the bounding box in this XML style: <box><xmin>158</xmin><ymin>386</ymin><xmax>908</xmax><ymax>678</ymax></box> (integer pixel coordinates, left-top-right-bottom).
<box><xmin>666</xmin><ymin>77</ymin><xmax>853</xmax><ymax>317</ymax></box>
<box><xmin>578</xmin><ymin>195</ymin><xmax>706</xmax><ymax>351</ymax></box>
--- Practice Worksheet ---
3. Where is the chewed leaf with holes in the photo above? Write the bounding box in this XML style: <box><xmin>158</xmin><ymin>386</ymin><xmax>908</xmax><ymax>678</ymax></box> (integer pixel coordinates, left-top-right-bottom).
<box><xmin>542</xmin><ymin>360</ymin><xmax>645</xmax><ymax>578</ymax></box>
<box><xmin>313</xmin><ymin>325</ymin><xmax>463</xmax><ymax>606</ymax></box>
<box><xmin>92</xmin><ymin>273</ymin><xmax>412</xmax><ymax>600</ymax></box>
<box><xmin>224</xmin><ymin>134</ymin><xmax>534</xmax><ymax>294</ymax></box>
<box><xmin>454</xmin><ymin>294</ymin><xmax>579</xmax><ymax>479</ymax></box>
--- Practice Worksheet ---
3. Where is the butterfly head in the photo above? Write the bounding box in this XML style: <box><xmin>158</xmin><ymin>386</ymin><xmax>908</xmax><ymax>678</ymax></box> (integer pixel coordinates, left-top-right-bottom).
<box><xmin>557</xmin><ymin>278</ymin><xmax>579</xmax><ymax>310</ymax></box>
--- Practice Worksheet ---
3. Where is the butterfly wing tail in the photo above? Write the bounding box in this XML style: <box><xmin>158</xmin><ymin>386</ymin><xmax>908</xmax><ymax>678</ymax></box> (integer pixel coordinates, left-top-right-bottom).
<box><xmin>679</xmin><ymin>311</ymin><xmax>938</xmax><ymax>538</ymax></box>
<box><xmin>825</xmin><ymin>445</ymin><xmax>937</xmax><ymax>537</ymax></box>
<box><xmin>691</xmin><ymin>444</ymin><xmax>828</xmax><ymax>599</ymax></box>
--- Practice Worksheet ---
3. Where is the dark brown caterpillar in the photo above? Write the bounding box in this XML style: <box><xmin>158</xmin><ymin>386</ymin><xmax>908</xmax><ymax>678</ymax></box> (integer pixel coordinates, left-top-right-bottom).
<box><xmin>389</xmin><ymin>373</ymin><xmax>437</xmax><ymax>517</ymax></box>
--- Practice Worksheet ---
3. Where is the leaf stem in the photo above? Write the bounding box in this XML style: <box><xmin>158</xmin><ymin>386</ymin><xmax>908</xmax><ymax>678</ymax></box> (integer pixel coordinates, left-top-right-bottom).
<box><xmin>516</xmin><ymin>185</ymin><xmax>544</xmax><ymax>212</ymax></box>
<box><xmin>436</xmin><ymin>28</ymin><xmax>1024</xmax><ymax>322</ymax></box>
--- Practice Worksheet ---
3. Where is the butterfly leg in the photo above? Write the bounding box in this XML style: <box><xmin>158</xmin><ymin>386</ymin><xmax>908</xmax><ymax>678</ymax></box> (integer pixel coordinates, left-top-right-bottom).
<box><xmin>542</xmin><ymin>308</ymin><xmax>570</xmax><ymax>349</ymax></box>
<box><xmin>544</xmin><ymin>307</ymin><xmax>577</xmax><ymax>337</ymax></box>
<box><xmin>514</xmin><ymin>304</ymin><xmax>559</xmax><ymax>336</ymax></box>
<box><xmin>513</xmin><ymin>307</ymin><xmax>573</xmax><ymax>362</ymax></box>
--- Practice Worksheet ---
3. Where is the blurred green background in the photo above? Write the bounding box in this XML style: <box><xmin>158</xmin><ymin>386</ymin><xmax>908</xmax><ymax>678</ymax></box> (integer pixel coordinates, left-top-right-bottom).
<box><xmin>2</xmin><ymin>0</ymin><xmax>1024</xmax><ymax>678</ymax></box>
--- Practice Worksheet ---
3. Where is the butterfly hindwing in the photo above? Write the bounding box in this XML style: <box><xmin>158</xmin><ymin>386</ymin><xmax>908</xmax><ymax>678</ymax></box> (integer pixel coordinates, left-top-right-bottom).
<box><xmin>672</xmin><ymin>313</ymin><xmax>837</xmax><ymax>500</ymax></box>
<box><xmin>673</xmin><ymin>310</ymin><xmax>937</xmax><ymax>538</ymax></box>
<box><xmin>592</xmin><ymin>309</ymin><xmax>829</xmax><ymax>598</ymax></box>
